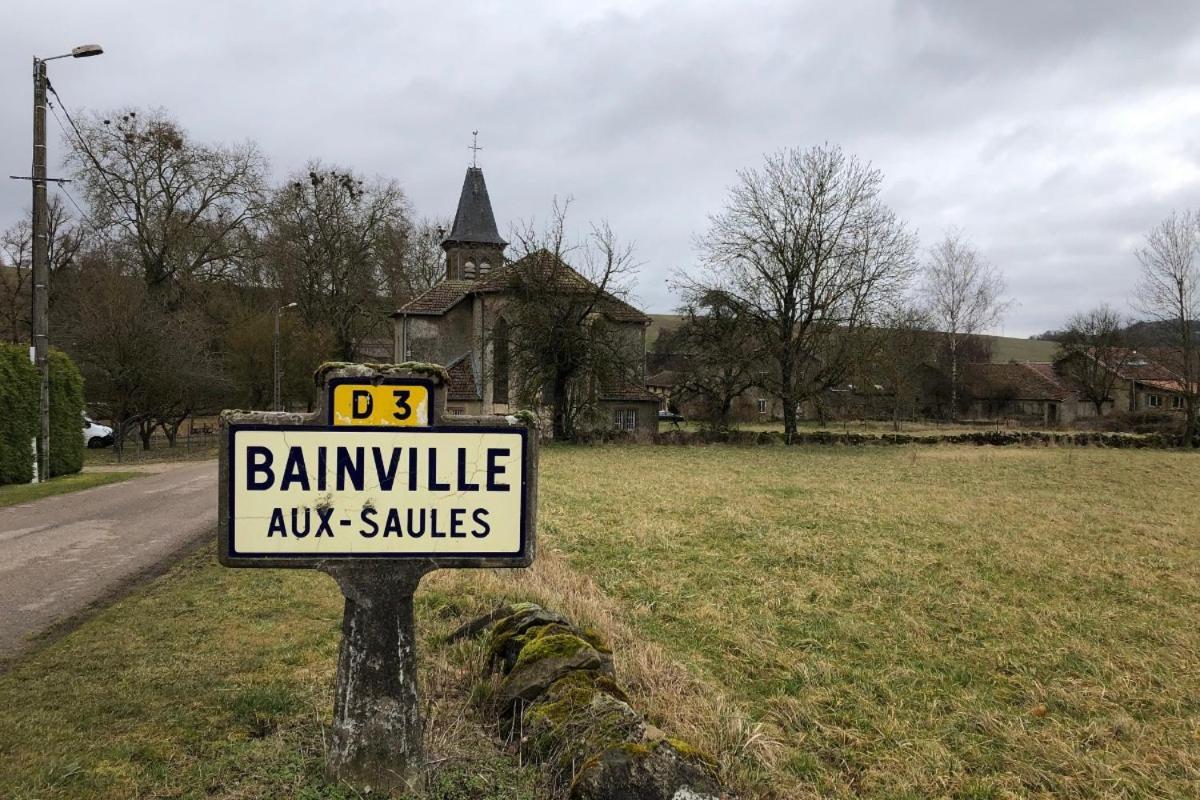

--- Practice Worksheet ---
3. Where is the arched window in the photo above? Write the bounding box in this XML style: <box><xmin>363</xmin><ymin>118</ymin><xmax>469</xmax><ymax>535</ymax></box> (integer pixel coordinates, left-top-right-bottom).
<box><xmin>464</xmin><ymin>261</ymin><xmax>476</xmax><ymax>279</ymax></box>
<box><xmin>493</xmin><ymin>317</ymin><xmax>509</xmax><ymax>405</ymax></box>
<box><xmin>479</xmin><ymin>261</ymin><xmax>491</xmax><ymax>275</ymax></box>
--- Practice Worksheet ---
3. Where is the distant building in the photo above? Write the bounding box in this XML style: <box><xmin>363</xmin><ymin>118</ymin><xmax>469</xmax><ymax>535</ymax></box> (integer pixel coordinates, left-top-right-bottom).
<box><xmin>393</xmin><ymin>166</ymin><xmax>659</xmax><ymax>432</ymax></box>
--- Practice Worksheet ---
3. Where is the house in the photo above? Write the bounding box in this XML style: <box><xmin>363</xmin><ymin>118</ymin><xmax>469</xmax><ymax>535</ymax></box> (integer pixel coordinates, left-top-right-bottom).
<box><xmin>1054</xmin><ymin>347</ymin><xmax>1194</xmax><ymax>414</ymax></box>
<box><xmin>392</xmin><ymin>165</ymin><xmax>659</xmax><ymax>433</ymax></box>
<box><xmin>960</xmin><ymin>361</ymin><xmax>1102</xmax><ymax>425</ymax></box>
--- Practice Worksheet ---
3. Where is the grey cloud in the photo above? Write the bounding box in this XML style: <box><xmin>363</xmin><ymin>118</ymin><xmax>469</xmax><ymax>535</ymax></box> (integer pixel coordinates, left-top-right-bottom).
<box><xmin>3</xmin><ymin>0</ymin><xmax>1199</xmax><ymax>334</ymax></box>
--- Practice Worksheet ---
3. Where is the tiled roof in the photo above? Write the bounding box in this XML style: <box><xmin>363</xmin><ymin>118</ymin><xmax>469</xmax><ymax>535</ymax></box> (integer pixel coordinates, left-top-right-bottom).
<box><xmin>475</xmin><ymin>250</ymin><xmax>651</xmax><ymax>324</ymax></box>
<box><xmin>395</xmin><ymin>251</ymin><xmax>652</xmax><ymax>324</ymax></box>
<box><xmin>962</xmin><ymin>361</ymin><xmax>1075</xmax><ymax>401</ymax></box>
<box><xmin>396</xmin><ymin>280</ymin><xmax>475</xmax><ymax>316</ymax></box>
<box><xmin>445</xmin><ymin>354</ymin><xmax>481</xmax><ymax>401</ymax></box>
<box><xmin>1080</xmin><ymin>348</ymin><xmax>1193</xmax><ymax>393</ymax></box>
<box><xmin>598</xmin><ymin>382</ymin><xmax>661</xmax><ymax>402</ymax></box>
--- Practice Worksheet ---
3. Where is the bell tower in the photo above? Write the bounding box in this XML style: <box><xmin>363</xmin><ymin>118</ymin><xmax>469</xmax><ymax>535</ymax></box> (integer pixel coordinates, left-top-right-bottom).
<box><xmin>442</xmin><ymin>160</ymin><xmax>507</xmax><ymax>281</ymax></box>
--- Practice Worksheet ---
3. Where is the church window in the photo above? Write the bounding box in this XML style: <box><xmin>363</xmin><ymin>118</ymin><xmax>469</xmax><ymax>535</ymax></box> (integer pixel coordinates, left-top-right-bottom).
<box><xmin>464</xmin><ymin>261</ymin><xmax>476</xmax><ymax>279</ymax></box>
<box><xmin>493</xmin><ymin>317</ymin><xmax>509</xmax><ymax>404</ymax></box>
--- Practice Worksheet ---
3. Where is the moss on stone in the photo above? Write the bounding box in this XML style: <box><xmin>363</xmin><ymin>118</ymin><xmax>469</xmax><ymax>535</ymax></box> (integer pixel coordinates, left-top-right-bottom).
<box><xmin>664</xmin><ymin>736</ymin><xmax>719</xmax><ymax>774</ymax></box>
<box><xmin>512</xmin><ymin>633</ymin><xmax>592</xmax><ymax>672</ymax></box>
<box><xmin>312</xmin><ymin>360</ymin><xmax>450</xmax><ymax>386</ymax></box>
<box><xmin>511</xmin><ymin>409</ymin><xmax>538</xmax><ymax>427</ymax></box>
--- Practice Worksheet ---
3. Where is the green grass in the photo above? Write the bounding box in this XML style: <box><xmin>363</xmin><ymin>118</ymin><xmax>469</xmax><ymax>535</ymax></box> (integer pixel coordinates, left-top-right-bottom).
<box><xmin>0</xmin><ymin>471</ymin><xmax>140</xmax><ymax>507</ymax></box>
<box><xmin>1</xmin><ymin>445</ymin><xmax>1197</xmax><ymax>798</ymax></box>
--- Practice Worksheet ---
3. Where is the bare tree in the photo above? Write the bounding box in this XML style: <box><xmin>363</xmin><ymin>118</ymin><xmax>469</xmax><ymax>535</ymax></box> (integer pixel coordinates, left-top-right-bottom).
<box><xmin>0</xmin><ymin>197</ymin><xmax>85</xmax><ymax>343</ymax></box>
<box><xmin>504</xmin><ymin>198</ymin><xmax>641</xmax><ymax>440</ymax></box>
<box><xmin>1056</xmin><ymin>305</ymin><xmax>1130</xmax><ymax>415</ymax></box>
<box><xmin>693</xmin><ymin>144</ymin><xmax>918</xmax><ymax>442</ymax></box>
<box><xmin>379</xmin><ymin>217</ymin><xmax>449</xmax><ymax>308</ymax></box>
<box><xmin>921</xmin><ymin>230</ymin><xmax>1009</xmax><ymax>416</ymax></box>
<box><xmin>874</xmin><ymin>302</ymin><xmax>936</xmax><ymax>430</ymax></box>
<box><xmin>261</xmin><ymin>163</ymin><xmax>410</xmax><ymax>360</ymax></box>
<box><xmin>1135</xmin><ymin>210</ymin><xmax>1199</xmax><ymax>446</ymax></box>
<box><xmin>66</xmin><ymin>108</ymin><xmax>267</xmax><ymax>303</ymax></box>
<box><xmin>671</xmin><ymin>289</ymin><xmax>764</xmax><ymax>430</ymax></box>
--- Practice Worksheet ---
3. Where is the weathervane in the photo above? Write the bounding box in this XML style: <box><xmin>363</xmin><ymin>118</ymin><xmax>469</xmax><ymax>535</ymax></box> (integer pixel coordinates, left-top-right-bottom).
<box><xmin>469</xmin><ymin>130</ymin><xmax>482</xmax><ymax>167</ymax></box>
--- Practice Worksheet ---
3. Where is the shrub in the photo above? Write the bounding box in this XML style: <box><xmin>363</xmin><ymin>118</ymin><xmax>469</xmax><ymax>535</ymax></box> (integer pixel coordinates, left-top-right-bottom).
<box><xmin>48</xmin><ymin>349</ymin><xmax>85</xmax><ymax>477</ymax></box>
<box><xmin>0</xmin><ymin>344</ymin><xmax>38</xmax><ymax>485</ymax></box>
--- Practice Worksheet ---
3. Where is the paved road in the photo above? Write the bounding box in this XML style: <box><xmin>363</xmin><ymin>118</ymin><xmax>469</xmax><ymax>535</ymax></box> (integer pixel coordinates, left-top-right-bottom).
<box><xmin>0</xmin><ymin>460</ymin><xmax>216</xmax><ymax>662</ymax></box>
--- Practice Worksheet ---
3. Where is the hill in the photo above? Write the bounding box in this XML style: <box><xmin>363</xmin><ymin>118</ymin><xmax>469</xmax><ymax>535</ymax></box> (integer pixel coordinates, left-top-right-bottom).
<box><xmin>646</xmin><ymin>313</ymin><xmax>1060</xmax><ymax>364</ymax></box>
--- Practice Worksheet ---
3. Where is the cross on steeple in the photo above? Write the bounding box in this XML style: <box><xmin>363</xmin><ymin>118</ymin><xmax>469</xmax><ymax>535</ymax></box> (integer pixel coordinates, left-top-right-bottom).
<box><xmin>469</xmin><ymin>130</ymin><xmax>482</xmax><ymax>167</ymax></box>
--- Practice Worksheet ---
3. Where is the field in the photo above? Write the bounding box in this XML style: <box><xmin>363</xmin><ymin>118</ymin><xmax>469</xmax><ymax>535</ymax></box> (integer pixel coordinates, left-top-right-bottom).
<box><xmin>1</xmin><ymin>445</ymin><xmax>1198</xmax><ymax>798</ymax></box>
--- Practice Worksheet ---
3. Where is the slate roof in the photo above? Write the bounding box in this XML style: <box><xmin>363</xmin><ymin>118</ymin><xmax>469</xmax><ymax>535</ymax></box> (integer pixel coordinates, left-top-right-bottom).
<box><xmin>444</xmin><ymin>167</ymin><xmax>507</xmax><ymax>247</ymax></box>
<box><xmin>445</xmin><ymin>354</ymin><xmax>481</xmax><ymax>401</ymax></box>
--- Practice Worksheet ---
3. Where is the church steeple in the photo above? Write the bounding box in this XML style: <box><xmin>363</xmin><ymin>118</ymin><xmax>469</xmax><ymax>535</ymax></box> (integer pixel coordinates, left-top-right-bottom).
<box><xmin>442</xmin><ymin>163</ymin><xmax>507</xmax><ymax>281</ymax></box>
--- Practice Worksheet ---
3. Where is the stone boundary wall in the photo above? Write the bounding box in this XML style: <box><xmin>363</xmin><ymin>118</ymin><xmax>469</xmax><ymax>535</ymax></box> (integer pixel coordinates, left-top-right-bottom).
<box><xmin>452</xmin><ymin>603</ymin><xmax>724</xmax><ymax>800</ymax></box>
<box><xmin>647</xmin><ymin>429</ymin><xmax>1183</xmax><ymax>449</ymax></box>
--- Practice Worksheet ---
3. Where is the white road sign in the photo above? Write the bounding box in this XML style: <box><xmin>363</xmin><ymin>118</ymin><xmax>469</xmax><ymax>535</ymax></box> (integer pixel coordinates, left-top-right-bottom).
<box><xmin>225</xmin><ymin>425</ymin><xmax>529</xmax><ymax>559</ymax></box>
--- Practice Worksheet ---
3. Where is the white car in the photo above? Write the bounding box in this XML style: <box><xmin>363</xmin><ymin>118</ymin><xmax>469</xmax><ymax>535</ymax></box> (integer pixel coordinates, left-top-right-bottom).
<box><xmin>83</xmin><ymin>415</ymin><xmax>114</xmax><ymax>448</ymax></box>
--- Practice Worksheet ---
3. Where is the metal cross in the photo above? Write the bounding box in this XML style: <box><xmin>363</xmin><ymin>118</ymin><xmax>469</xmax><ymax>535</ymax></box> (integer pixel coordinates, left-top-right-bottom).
<box><xmin>469</xmin><ymin>130</ymin><xmax>482</xmax><ymax>167</ymax></box>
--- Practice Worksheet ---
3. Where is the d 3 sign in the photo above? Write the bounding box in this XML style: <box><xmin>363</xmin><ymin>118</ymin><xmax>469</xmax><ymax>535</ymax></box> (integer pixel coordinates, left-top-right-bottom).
<box><xmin>329</xmin><ymin>379</ymin><xmax>431</xmax><ymax>427</ymax></box>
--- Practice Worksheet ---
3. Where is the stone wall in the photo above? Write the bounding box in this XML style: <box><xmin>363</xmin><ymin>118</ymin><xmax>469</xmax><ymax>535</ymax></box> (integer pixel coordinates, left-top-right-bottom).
<box><xmin>456</xmin><ymin>603</ymin><xmax>724</xmax><ymax>800</ymax></box>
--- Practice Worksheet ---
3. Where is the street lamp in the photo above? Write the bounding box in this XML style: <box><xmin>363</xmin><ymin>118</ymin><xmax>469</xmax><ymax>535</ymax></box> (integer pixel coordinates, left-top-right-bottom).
<box><xmin>274</xmin><ymin>303</ymin><xmax>298</xmax><ymax>412</ymax></box>
<box><xmin>28</xmin><ymin>43</ymin><xmax>103</xmax><ymax>482</ymax></box>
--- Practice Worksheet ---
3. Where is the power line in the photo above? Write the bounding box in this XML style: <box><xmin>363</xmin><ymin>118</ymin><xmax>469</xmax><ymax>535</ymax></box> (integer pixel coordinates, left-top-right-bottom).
<box><xmin>45</xmin><ymin>103</ymin><xmax>117</xmax><ymax>246</ymax></box>
<box><xmin>44</xmin><ymin>80</ymin><xmax>125</xmax><ymax>210</ymax></box>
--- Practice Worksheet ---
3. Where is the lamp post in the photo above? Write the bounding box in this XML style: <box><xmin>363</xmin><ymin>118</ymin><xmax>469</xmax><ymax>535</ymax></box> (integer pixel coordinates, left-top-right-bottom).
<box><xmin>273</xmin><ymin>302</ymin><xmax>298</xmax><ymax>411</ymax></box>
<box><xmin>29</xmin><ymin>43</ymin><xmax>103</xmax><ymax>482</ymax></box>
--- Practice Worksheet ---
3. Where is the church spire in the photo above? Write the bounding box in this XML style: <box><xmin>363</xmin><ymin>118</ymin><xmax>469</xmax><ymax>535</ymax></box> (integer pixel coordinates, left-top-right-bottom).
<box><xmin>442</xmin><ymin>157</ymin><xmax>507</xmax><ymax>281</ymax></box>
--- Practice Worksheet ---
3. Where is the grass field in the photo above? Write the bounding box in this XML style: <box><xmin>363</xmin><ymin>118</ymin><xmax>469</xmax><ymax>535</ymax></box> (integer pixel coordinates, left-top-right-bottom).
<box><xmin>1</xmin><ymin>445</ymin><xmax>1197</xmax><ymax>798</ymax></box>
<box><xmin>0</xmin><ymin>471</ymin><xmax>140</xmax><ymax>507</ymax></box>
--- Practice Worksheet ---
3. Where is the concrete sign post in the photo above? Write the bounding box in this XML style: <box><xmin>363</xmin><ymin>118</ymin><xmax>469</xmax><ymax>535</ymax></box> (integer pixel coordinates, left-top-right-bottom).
<box><xmin>218</xmin><ymin>364</ymin><xmax>537</xmax><ymax>793</ymax></box>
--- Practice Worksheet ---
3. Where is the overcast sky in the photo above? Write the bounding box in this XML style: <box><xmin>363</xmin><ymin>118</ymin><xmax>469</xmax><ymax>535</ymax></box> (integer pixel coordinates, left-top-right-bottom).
<box><xmin>4</xmin><ymin>0</ymin><xmax>1199</xmax><ymax>336</ymax></box>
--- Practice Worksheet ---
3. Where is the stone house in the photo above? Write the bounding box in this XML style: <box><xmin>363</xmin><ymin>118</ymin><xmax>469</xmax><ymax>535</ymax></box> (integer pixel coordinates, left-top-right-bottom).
<box><xmin>393</xmin><ymin>166</ymin><xmax>659</xmax><ymax>433</ymax></box>
<box><xmin>959</xmin><ymin>361</ymin><xmax>1105</xmax><ymax>425</ymax></box>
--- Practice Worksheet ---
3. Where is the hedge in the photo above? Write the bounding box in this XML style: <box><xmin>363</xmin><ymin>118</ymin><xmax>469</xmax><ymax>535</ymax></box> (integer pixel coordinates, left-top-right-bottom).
<box><xmin>49</xmin><ymin>348</ymin><xmax>85</xmax><ymax>477</ymax></box>
<box><xmin>0</xmin><ymin>343</ymin><xmax>38</xmax><ymax>485</ymax></box>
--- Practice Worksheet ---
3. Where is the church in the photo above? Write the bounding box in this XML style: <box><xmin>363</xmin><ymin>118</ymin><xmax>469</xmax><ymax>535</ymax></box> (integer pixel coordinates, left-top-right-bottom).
<box><xmin>392</xmin><ymin>165</ymin><xmax>660</xmax><ymax>434</ymax></box>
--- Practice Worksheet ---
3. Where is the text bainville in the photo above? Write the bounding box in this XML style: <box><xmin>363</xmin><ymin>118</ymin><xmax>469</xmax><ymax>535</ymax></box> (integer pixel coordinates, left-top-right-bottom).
<box><xmin>228</xmin><ymin>428</ymin><xmax>526</xmax><ymax>557</ymax></box>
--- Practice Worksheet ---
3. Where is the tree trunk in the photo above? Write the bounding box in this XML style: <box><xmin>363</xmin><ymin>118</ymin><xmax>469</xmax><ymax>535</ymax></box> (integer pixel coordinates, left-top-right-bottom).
<box><xmin>139</xmin><ymin>419</ymin><xmax>154</xmax><ymax>450</ymax></box>
<box><xmin>949</xmin><ymin>337</ymin><xmax>959</xmax><ymax>420</ymax></box>
<box><xmin>550</xmin><ymin>372</ymin><xmax>571</xmax><ymax>441</ymax></box>
<box><xmin>1186</xmin><ymin>395</ymin><xmax>1198</xmax><ymax>448</ymax></box>
<box><xmin>780</xmin><ymin>348</ymin><xmax>796</xmax><ymax>443</ymax></box>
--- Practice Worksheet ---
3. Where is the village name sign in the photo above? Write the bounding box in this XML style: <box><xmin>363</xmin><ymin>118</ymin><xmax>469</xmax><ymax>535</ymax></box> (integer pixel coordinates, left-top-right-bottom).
<box><xmin>218</xmin><ymin>364</ymin><xmax>537</xmax><ymax>794</ymax></box>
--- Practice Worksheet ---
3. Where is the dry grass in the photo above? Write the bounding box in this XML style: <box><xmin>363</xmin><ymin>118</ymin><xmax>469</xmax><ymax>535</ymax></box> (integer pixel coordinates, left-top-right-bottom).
<box><xmin>431</xmin><ymin>444</ymin><xmax>1200</xmax><ymax>798</ymax></box>
<box><xmin>1</xmin><ymin>444</ymin><xmax>1197</xmax><ymax>799</ymax></box>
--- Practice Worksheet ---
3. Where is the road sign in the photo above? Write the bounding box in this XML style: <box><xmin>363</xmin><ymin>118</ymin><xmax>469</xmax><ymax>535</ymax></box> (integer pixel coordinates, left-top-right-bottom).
<box><xmin>217</xmin><ymin>365</ymin><xmax>538</xmax><ymax>792</ymax></box>
<box><xmin>327</xmin><ymin>376</ymin><xmax>433</xmax><ymax>427</ymax></box>
<box><xmin>224</xmin><ymin>424</ymin><xmax>529</xmax><ymax>561</ymax></box>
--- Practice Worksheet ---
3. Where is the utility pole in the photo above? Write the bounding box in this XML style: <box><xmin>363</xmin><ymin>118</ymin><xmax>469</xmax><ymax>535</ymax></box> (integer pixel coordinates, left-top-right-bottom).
<box><xmin>18</xmin><ymin>44</ymin><xmax>103</xmax><ymax>482</ymax></box>
<box><xmin>273</xmin><ymin>302</ymin><xmax>297</xmax><ymax>411</ymax></box>
<box><xmin>31</xmin><ymin>57</ymin><xmax>50</xmax><ymax>482</ymax></box>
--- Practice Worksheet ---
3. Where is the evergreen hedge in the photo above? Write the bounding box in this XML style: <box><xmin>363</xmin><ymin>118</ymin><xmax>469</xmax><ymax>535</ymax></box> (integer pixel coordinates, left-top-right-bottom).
<box><xmin>0</xmin><ymin>344</ymin><xmax>38</xmax><ymax>485</ymax></box>
<box><xmin>49</xmin><ymin>348</ymin><xmax>85</xmax><ymax>477</ymax></box>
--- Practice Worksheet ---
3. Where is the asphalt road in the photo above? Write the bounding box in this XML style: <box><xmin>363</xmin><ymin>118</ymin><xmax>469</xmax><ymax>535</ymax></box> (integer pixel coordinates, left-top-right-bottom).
<box><xmin>0</xmin><ymin>460</ymin><xmax>216</xmax><ymax>662</ymax></box>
